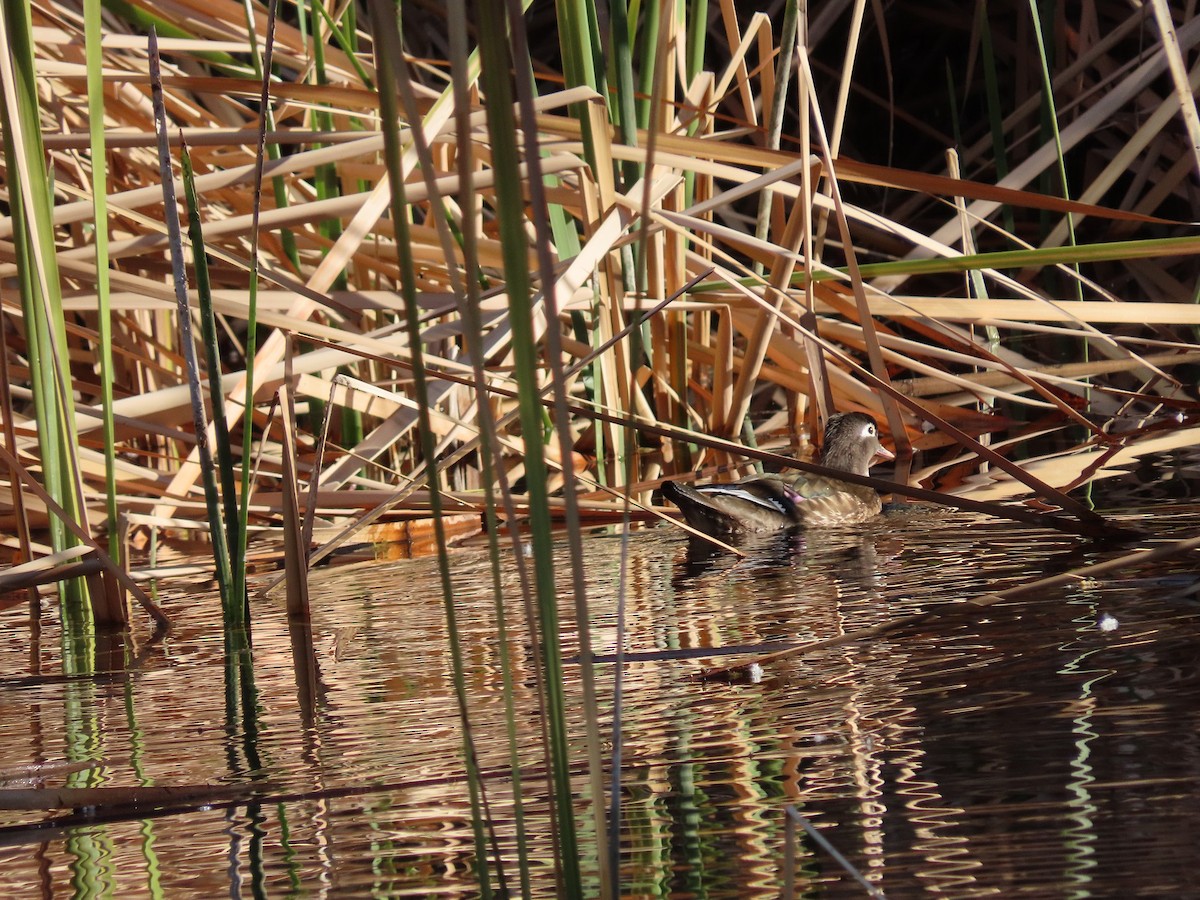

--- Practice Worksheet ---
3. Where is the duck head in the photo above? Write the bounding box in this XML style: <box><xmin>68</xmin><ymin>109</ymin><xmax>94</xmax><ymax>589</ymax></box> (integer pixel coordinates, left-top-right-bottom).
<box><xmin>819</xmin><ymin>412</ymin><xmax>894</xmax><ymax>476</ymax></box>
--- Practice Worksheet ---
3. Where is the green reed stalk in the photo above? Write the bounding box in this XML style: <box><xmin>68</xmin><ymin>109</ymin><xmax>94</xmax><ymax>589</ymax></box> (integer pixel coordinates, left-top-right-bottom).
<box><xmin>306</xmin><ymin>0</ymin><xmax>362</xmax><ymax>451</ymax></box>
<box><xmin>240</xmin><ymin>0</ymin><xmax>300</xmax><ymax>273</ymax></box>
<box><xmin>0</xmin><ymin>0</ymin><xmax>92</xmax><ymax>637</ymax></box>
<box><xmin>100</xmin><ymin>0</ymin><xmax>243</xmax><ymax>72</ymax></box>
<box><xmin>837</xmin><ymin>234</ymin><xmax>1200</xmax><ymax>281</ymax></box>
<box><xmin>555</xmin><ymin>0</ymin><xmax>605</xmax><ymax>152</ymax></box>
<box><xmin>606</xmin><ymin>0</ymin><xmax>641</xmax><ymax>192</ymax></box>
<box><xmin>511</xmin><ymin>12</ymin><xmax>614</xmax><ymax>900</ymax></box>
<box><xmin>447</xmin><ymin>0</ymin><xmax>535</xmax><ymax>888</ymax></box>
<box><xmin>1028</xmin><ymin>0</ymin><xmax>1089</xmax><ymax>476</ymax></box>
<box><xmin>685</xmin><ymin>0</ymin><xmax>708</xmax><ymax>83</ymax></box>
<box><xmin>234</xmin><ymin>0</ymin><xmax>281</xmax><ymax>619</ymax></box>
<box><xmin>527</xmin><ymin>17</ymin><xmax>615</xmax><ymax>493</ymax></box>
<box><xmin>382</xmin><ymin>0</ymin><xmax>558</xmax><ymax>887</ymax></box>
<box><xmin>180</xmin><ymin>145</ymin><xmax>237</xmax><ymax>609</ymax></box>
<box><xmin>509</xmin><ymin>0</ymin><xmax>613</xmax><ymax>893</ymax></box>
<box><xmin>309</xmin><ymin>1</ymin><xmax>373</xmax><ymax>88</ymax></box>
<box><xmin>674</xmin><ymin>0</ymin><xmax>710</xmax><ymax>467</ymax></box>
<box><xmin>681</xmin><ymin>0</ymin><xmax>709</xmax><ymax>204</ymax></box>
<box><xmin>1027</xmin><ymin>0</ymin><xmax>1082</xmax><ymax>300</ymax></box>
<box><xmin>600</xmin><ymin>0</ymin><xmax>641</xmax><ymax>484</ymax></box>
<box><xmin>635</xmin><ymin>0</ymin><xmax>660</xmax><ymax>130</ymax></box>
<box><xmin>83</xmin><ymin>0</ymin><xmax>120</xmax><ymax>565</ymax></box>
<box><xmin>369</xmin><ymin>2</ymin><xmax>495</xmax><ymax>894</ymax></box>
<box><xmin>478</xmin><ymin>1</ymin><xmax>585</xmax><ymax>894</ymax></box>
<box><xmin>148</xmin><ymin>33</ymin><xmax>238</xmax><ymax>624</ymax></box>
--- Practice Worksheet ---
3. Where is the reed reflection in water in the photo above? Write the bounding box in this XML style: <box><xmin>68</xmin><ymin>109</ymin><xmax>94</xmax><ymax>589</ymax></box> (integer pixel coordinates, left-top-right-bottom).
<box><xmin>1</xmin><ymin>506</ymin><xmax>1198</xmax><ymax>896</ymax></box>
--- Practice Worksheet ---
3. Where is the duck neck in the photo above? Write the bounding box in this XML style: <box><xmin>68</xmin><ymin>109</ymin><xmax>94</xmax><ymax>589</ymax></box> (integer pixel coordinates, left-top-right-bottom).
<box><xmin>818</xmin><ymin>444</ymin><xmax>869</xmax><ymax>477</ymax></box>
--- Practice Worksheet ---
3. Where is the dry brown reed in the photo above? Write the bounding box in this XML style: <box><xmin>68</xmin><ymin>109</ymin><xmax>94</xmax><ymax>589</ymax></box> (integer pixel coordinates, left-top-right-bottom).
<box><xmin>2</xmin><ymin>1</ymin><xmax>1198</xmax><ymax>578</ymax></box>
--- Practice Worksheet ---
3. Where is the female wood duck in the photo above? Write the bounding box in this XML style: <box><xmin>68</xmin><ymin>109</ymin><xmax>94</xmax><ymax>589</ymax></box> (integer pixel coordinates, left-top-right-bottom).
<box><xmin>661</xmin><ymin>412</ymin><xmax>894</xmax><ymax>535</ymax></box>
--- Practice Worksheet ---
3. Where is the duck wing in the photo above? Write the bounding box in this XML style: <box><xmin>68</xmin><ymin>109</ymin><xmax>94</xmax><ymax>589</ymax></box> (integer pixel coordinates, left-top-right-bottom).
<box><xmin>662</xmin><ymin>476</ymin><xmax>800</xmax><ymax>534</ymax></box>
<box><xmin>785</xmin><ymin>474</ymin><xmax>883</xmax><ymax>526</ymax></box>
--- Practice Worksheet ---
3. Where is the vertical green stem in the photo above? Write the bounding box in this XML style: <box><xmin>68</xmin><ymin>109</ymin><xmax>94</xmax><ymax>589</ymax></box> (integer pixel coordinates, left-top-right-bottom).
<box><xmin>478</xmin><ymin>1</ymin><xmax>586</xmax><ymax>894</ymax></box>
<box><xmin>83</xmin><ymin>0</ymin><xmax>120</xmax><ymax>564</ymax></box>
<box><xmin>0</xmin><ymin>0</ymin><xmax>92</xmax><ymax>639</ymax></box>
<box><xmin>369</xmin><ymin>2</ymin><xmax>495</xmax><ymax>894</ymax></box>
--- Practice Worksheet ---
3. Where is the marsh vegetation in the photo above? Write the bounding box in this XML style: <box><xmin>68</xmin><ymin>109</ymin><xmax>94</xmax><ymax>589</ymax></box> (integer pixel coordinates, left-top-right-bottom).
<box><xmin>2</xmin><ymin>0</ymin><xmax>1199</xmax><ymax>895</ymax></box>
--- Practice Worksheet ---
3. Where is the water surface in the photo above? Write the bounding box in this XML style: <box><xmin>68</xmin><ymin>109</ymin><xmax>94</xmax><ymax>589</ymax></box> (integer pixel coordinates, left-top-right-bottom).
<box><xmin>2</xmin><ymin>503</ymin><xmax>1199</xmax><ymax>897</ymax></box>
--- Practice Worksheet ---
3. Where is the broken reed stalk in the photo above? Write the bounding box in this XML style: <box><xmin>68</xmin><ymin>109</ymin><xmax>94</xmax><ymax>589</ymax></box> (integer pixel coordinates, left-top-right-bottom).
<box><xmin>0</xmin><ymin>443</ymin><xmax>169</xmax><ymax>632</ymax></box>
<box><xmin>277</xmin><ymin>383</ymin><xmax>309</xmax><ymax>621</ymax></box>
<box><xmin>783</xmin><ymin>805</ymin><xmax>884</xmax><ymax>899</ymax></box>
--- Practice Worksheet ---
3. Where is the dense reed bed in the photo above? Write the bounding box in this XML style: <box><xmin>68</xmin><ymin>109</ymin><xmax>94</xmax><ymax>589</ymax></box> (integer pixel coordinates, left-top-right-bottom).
<box><xmin>2</xmin><ymin>1</ymin><xmax>1199</xmax><ymax>893</ymax></box>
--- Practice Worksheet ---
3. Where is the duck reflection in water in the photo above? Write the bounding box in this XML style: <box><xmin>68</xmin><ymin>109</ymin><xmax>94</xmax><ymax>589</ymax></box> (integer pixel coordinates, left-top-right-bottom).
<box><xmin>673</xmin><ymin>525</ymin><xmax>897</xmax><ymax>594</ymax></box>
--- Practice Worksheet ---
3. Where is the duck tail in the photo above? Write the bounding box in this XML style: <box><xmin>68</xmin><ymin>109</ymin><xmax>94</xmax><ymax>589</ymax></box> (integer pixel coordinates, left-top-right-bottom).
<box><xmin>661</xmin><ymin>481</ymin><xmax>735</xmax><ymax>535</ymax></box>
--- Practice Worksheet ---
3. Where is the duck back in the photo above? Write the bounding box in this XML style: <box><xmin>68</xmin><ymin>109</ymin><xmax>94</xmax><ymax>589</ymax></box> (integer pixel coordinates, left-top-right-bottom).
<box><xmin>660</xmin><ymin>477</ymin><xmax>800</xmax><ymax>534</ymax></box>
<box><xmin>785</xmin><ymin>473</ymin><xmax>883</xmax><ymax>526</ymax></box>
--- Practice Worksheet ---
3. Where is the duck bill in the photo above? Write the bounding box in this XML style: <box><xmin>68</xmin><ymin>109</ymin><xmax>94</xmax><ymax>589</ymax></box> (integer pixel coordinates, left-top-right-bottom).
<box><xmin>873</xmin><ymin>445</ymin><xmax>895</xmax><ymax>463</ymax></box>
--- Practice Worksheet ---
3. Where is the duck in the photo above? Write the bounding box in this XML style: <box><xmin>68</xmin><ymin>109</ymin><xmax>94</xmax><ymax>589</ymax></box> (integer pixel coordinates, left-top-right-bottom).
<box><xmin>661</xmin><ymin>411</ymin><xmax>895</xmax><ymax>536</ymax></box>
